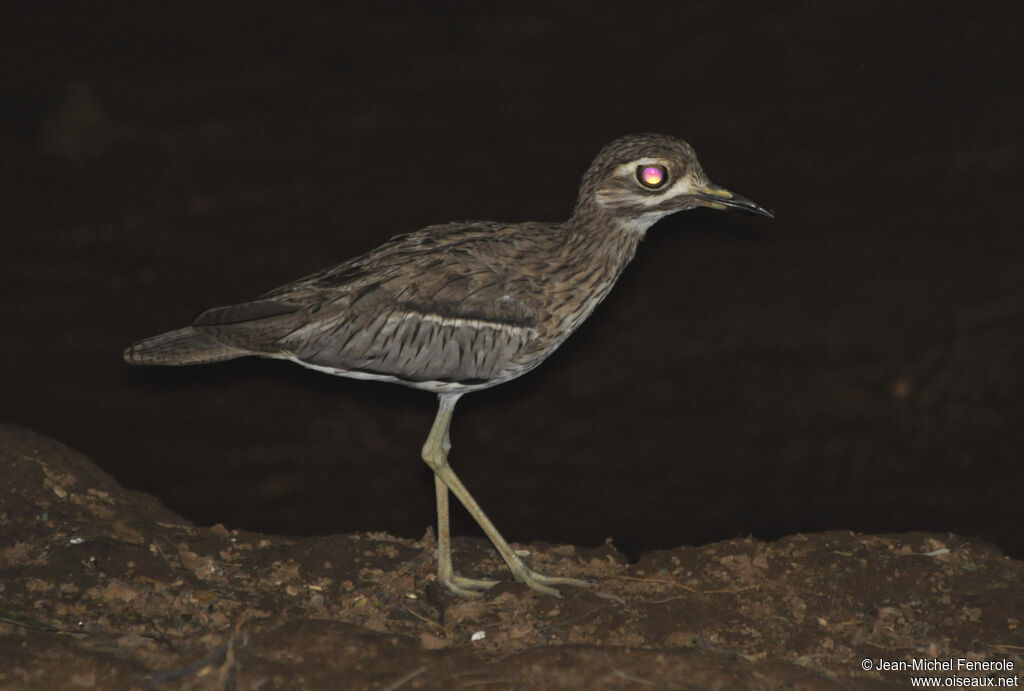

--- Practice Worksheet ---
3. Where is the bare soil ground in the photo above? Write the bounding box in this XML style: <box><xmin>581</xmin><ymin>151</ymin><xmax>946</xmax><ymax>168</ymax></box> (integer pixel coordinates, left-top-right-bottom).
<box><xmin>3</xmin><ymin>425</ymin><xmax>1022</xmax><ymax>689</ymax></box>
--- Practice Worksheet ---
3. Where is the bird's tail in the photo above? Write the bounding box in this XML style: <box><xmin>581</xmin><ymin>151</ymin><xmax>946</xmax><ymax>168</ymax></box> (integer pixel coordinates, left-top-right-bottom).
<box><xmin>123</xmin><ymin>326</ymin><xmax>244</xmax><ymax>366</ymax></box>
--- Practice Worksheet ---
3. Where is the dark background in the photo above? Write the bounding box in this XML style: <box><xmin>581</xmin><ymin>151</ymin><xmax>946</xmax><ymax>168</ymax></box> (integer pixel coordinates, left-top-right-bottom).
<box><xmin>3</xmin><ymin>2</ymin><xmax>1022</xmax><ymax>561</ymax></box>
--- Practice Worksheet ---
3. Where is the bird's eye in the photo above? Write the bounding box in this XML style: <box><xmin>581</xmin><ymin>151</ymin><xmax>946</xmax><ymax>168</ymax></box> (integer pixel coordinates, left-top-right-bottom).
<box><xmin>636</xmin><ymin>165</ymin><xmax>668</xmax><ymax>189</ymax></box>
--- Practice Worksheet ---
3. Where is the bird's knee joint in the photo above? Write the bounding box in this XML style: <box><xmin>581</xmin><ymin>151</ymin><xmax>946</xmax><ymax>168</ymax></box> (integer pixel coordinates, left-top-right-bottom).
<box><xmin>421</xmin><ymin>444</ymin><xmax>447</xmax><ymax>472</ymax></box>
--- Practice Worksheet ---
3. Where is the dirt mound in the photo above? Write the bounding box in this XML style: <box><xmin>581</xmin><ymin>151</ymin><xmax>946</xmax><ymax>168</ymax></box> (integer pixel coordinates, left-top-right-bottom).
<box><xmin>2</xmin><ymin>425</ymin><xmax>1021</xmax><ymax>689</ymax></box>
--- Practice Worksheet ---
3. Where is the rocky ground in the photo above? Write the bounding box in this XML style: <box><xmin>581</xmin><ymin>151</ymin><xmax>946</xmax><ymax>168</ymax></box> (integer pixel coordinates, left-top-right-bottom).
<box><xmin>2</xmin><ymin>425</ymin><xmax>1021</xmax><ymax>689</ymax></box>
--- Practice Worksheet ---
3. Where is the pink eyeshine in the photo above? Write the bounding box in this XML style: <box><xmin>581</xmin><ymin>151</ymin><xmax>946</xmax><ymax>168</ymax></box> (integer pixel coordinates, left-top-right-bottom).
<box><xmin>641</xmin><ymin>166</ymin><xmax>664</xmax><ymax>186</ymax></box>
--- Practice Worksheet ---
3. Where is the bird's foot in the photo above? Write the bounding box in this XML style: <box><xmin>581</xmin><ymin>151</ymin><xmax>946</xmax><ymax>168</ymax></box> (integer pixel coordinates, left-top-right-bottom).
<box><xmin>511</xmin><ymin>564</ymin><xmax>593</xmax><ymax>598</ymax></box>
<box><xmin>438</xmin><ymin>572</ymin><xmax>501</xmax><ymax>598</ymax></box>
<box><xmin>438</xmin><ymin>567</ymin><xmax>591</xmax><ymax>598</ymax></box>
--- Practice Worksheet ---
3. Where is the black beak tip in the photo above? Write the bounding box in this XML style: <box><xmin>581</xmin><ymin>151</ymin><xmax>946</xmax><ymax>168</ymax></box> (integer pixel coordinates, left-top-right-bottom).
<box><xmin>732</xmin><ymin>194</ymin><xmax>774</xmax><ymax>220</ymax></box>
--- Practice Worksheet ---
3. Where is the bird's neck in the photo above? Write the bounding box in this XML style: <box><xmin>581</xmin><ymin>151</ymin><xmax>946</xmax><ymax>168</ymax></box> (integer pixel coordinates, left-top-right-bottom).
<box><xmin>564</xmin><ymin>206</ymin><xmax>652</xmax><ymax>267</ymax></box>
<box><xmin>542</xmin><ymin>209</ymin><xmax>649</xmax><ymax>337</ymax></box>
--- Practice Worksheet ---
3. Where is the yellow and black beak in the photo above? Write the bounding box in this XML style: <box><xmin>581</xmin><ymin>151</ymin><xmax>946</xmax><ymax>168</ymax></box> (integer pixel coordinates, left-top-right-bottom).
<box><xmin>693</xmin><ymin>183</ymin><xmax>774</xmax><ymax>219</ymax></box>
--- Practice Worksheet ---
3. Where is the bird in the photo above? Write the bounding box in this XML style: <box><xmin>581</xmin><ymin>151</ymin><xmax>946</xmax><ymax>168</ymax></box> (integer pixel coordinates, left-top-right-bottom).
<box><xmin>124</xmin><ymin>133</ymin><xmax>773</xmax><ymax>598</ymax></box>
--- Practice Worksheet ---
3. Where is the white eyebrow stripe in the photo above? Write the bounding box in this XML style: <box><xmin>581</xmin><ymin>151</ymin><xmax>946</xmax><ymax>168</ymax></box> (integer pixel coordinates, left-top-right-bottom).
<box><xmin>613</xmin><ymin>158</ymin><xmax>671</xmax><ymax>176</ymax></box>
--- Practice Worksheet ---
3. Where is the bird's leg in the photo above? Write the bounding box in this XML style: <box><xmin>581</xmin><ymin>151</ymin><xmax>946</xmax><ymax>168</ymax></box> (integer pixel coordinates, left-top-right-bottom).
<box><xmin>433</xmin><ymin>475</ymin><xmax>499</xmax><ymax>597</ymax></box>
<box><xmin>425</xmin><ymin>396</ymin><xmax>499</xmax><ymax>597</ymax></box>
<box><xmin>422</xmin><ymin>394</ymin><xmax>591</xmax><ymax>598</ymax></box>
<box><xmin>434</xmin><ymin>417</ymin><xmax>500</xmax><ymax>591</ymax></box>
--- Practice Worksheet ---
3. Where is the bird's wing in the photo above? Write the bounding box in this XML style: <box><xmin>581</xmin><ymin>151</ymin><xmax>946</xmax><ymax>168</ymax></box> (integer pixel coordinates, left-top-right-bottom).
<box><xmin>193</xmin><ymin>222</ymin><xmax>555</xmax><ymax>384</ymax></box>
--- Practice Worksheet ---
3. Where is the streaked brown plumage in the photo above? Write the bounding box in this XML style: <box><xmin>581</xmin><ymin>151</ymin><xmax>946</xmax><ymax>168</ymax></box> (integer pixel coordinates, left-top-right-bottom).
<box><xmin>125</xmin><ymin>133</ymin><xmax>772</xmax><ymax>597</ymax></box>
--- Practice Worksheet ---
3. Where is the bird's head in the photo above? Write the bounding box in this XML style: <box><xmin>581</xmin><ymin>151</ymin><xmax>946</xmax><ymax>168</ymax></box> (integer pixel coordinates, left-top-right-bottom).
<box><xmin>573</xmin><ymin>133</ymin><xmax>773</xmax><ymax>234</ymax></box>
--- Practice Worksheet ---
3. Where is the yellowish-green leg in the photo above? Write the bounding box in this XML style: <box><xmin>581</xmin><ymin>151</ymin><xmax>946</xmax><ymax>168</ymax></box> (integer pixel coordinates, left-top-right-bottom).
<box><xmin>434</xmin><ymin>476</ymin><xmax>499</xmax><ymax>597</ymax></box>
<box><xmin>422</xmin><ymin>393</ymin><xmax>592</xmax><ymax>598</ymax></box>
